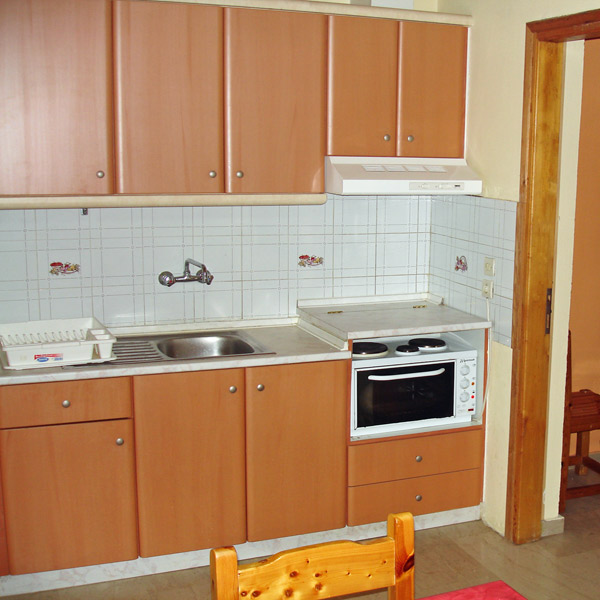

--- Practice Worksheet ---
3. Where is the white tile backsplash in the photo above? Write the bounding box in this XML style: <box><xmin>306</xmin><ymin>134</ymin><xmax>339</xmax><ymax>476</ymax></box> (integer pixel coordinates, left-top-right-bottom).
<box><xmin>429</xmin><ymin>196</ymin><xmax>517</xmax><ymax>344</ymax></box>
<box><xmin>0</xmin><ymin>195</ymin><xmax>516</xmax><ymax>345</ymax></box>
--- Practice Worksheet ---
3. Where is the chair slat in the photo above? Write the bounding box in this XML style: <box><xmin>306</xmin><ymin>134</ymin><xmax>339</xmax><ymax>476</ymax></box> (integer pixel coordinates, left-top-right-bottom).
<box><xmin>238</xmin><ymin>539</ymin><xmax>396</xmax><ymax>600</ymax></box>
<box><xmin>211</xmin><ymin>513</ymin><xmax>415</xmax><ymax>600</ymax></box>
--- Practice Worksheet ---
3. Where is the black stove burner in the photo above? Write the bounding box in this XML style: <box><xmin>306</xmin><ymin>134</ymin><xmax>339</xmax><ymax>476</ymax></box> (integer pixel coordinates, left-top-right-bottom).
<box><xmin>352</xmin><ymin>342</ymin><xmax>389</xmax><ymax>357</ymax></box>
<box><xmin>395</xmin><ymin>344</ymin><xmax>421</xmax><ymax>355</ymax></box>
<box><xmin>408</xmin><ymin>337</ymin><xmax>447</xmax><ymax>351</ymax></box>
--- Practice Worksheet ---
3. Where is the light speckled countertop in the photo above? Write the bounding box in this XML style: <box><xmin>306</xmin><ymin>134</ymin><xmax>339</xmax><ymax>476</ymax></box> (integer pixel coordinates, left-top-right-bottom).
<box><xmin>0</xmin><ymin>324</ymin><xmax>348</xmax><ymax>386</ymax></box>
<box><xmin>0</xmin><ymin>297</ymin><xmax>491</xmax><ymax>386</ymax></box>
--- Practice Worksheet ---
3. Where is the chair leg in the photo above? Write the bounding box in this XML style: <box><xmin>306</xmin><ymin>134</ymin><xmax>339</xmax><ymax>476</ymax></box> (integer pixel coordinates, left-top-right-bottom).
<box><xmin>575</xmin><ymin>432</ymin><xmax>590</xmax><ymax>475</ymax></box>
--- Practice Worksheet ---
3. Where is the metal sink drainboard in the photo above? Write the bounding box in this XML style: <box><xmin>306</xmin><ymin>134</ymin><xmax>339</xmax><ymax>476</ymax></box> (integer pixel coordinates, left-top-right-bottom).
<box><xmin>111</xmin><ymin>331</ymin><xmax>273</xmax><ymax>365</ymax></box>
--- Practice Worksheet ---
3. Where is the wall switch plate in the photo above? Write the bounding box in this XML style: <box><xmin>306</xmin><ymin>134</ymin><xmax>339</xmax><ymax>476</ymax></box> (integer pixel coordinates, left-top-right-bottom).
<box><xmin>482</xmin><ymin>279</ymin><xmax>494</xmax><ymax>299</ymax></box>
<box><xmin>483</xmin><ymin>257</ymin><xmax>496</xmax><ymax>276</ymax></box>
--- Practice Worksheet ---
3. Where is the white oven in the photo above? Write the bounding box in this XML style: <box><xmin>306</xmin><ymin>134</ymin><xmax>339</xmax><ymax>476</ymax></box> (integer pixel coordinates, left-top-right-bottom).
<box><xmin>350</xmin><ymin>333</ymin><xmax>478</xmax><ymax>440</ymax></box>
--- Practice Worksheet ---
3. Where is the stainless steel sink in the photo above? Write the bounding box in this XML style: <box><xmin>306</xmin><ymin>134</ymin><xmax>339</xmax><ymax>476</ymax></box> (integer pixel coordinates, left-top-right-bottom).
<box><xmin>111</xmin><ymin>330</ymin><xmax>273</xmax><ymax>364</ymax></box>
<box><xmin>156</xmin><ymin>334</ymin><xmax>256</xmax><ymax>359</ymax></box>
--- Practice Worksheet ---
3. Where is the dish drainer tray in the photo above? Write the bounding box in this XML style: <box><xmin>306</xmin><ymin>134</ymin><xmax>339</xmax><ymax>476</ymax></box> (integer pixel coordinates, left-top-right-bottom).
<box><xmin>0</xmin><ymin>317</ymin><xmax>116</xmax><ymax>369</ymax></box>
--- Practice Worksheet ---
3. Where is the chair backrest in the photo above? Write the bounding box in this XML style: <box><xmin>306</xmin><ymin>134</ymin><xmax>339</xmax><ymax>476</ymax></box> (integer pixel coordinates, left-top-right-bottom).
<box><xmin>210</xmin><ymin>512</ymin><xmax>415</xmax><ymax>600</ymax></box>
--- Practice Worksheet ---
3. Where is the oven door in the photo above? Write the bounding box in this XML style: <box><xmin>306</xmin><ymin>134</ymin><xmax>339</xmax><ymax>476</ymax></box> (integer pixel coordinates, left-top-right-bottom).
<box><xmin>352</xmin><ymin>360</ymin><xmax>456</xmax><ymax>437</ymax></box>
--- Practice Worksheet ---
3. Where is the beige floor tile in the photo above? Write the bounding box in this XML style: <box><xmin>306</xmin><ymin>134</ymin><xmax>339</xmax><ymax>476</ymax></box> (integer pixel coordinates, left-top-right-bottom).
<box><xmin>3</xmin><ymin>495</ymin><xmax>600</xmax><ymax>600</ymax></box>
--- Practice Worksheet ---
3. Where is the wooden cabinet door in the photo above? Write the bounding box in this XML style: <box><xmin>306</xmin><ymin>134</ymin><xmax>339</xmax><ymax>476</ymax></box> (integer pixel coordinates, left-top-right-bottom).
<box><xmin>0</xmin><ymin>479</ymin><xmax>8</xmax><ymax>576</ymax></box>
<box><xmin>114</xmin><ymin>1</ymin><xmax>224</xmax><ymax>193</ymax></box>
<box><xmin>0</xmin><ymin>0</ymin><xmax>113</xmax><ymax>195</ymax></box>
<box><xmin>225</xmin><ymin>8</ymin><xmax>327</xmax><ymax>193</ymax></box>
<box><xmin>245</xmin><ymin>361</ymin><xmax>348</xmax><ymax>541</ymax></box>
<box><xmin>133</xmin><ymin>370</ymin><xmax>246</xmax><ymax>557</ymax></box>
<box><xmin>327</xmin><ymin>16</ymin><xmax>399</xmax><ymax>156</ymax></box>
<box><xmin>0</xmin><ymin>420</ymin><xmax>138</xmax><ymax>574</ymax></box>
<box><xmin>397</xmin><ymin>22</ymin><xmax>468</xmax><ymax>158</ymax></box>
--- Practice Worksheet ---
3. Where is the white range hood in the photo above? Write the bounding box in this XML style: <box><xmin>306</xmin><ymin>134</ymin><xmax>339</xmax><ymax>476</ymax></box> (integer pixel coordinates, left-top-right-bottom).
<box><xmin>325</xmin><ymin>156</ymin><xmax>482</xmax><ymax>196</ymax></box>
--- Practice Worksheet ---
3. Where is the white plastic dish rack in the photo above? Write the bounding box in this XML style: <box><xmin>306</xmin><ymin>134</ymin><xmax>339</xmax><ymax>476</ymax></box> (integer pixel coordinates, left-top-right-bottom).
<box><xmin>0</xmin><ymin>317</ymin><xmax>116</xmax><ymax>369</ymax></box>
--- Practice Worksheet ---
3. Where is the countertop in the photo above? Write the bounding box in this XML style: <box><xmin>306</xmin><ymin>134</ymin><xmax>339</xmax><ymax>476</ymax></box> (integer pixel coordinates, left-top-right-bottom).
<box><xmin>297</xmin><ymin>297</ymin><xmax>491</xmax><ymax>340</ymax></box>
<box><xmin>0</xmin><ymin>296</ymin><xmax>491</xmax><ymax>386</ymax></box>
<box><xmin>0</xmin><ymin>324</ymin><xmax>348</xmax><ymax>386</ymax></box>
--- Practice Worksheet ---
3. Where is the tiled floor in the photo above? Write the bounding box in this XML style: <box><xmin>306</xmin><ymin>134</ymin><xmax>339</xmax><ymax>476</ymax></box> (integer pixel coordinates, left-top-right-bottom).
<box><xmin>4</xmin><ymin>487</ymin><xmax>600</xmax><ymax>599</ymax></box>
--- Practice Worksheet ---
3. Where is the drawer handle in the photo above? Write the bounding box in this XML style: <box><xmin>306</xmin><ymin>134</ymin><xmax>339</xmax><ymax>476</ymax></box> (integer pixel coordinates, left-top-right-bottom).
<box><xmin>229</xmin><ymin>386</ymin><xmax>237</xmax><ymax>394</ymax></box>
<box><xmin>257</xmin><ymin>384</ymin><xmax>265</xmax><ymax>392</ymax></box>
<box><xmin>62</xmin><ymin>400</ymin><xmax>71</xmax><ymax>408</ymax></box>
<box><xmin>116</xmin><ymin>438</ymin><xmax>124</xmax><ymax>446</ymax></box>
<box><xmin>415</xmin><ymin>494</ymin><xmax>423</xmax><ymax>502</ymax></box>
<box><xmin>415</xmin><ymin>455</ymin><xmax>423</xmax><ymax>462</ymax></box>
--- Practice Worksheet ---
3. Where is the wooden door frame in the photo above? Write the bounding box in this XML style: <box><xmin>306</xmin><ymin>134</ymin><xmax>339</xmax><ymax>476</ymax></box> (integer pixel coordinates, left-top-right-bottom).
<box><xmin>507</xmin><ymin>9</ymin><xmax>600</xmax><ymax>544</ymax></box>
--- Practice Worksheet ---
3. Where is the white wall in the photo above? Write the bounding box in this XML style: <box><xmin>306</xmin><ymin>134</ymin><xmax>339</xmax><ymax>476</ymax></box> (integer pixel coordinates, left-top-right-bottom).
<box><xmin>439</xmin><ymin>0</ymin><xmax>600</xmax><ymax>201</ymax></box>
<box><xmin>437</xmin><ymin>0</ymin><xmax>596</xmax><ymax>530</ymax></box>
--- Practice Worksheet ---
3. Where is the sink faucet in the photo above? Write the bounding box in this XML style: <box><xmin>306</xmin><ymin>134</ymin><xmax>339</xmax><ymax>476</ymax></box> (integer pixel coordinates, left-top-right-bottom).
<box><xmin>158</xmin><ymin>258</ymin><xmax>214</xmax><ymax>287</ymax></box>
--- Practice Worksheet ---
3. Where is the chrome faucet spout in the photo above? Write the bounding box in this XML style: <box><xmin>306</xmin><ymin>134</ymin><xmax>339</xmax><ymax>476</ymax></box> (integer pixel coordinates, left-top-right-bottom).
<box><xmin>158</xmin><ymin>258</ymin><xmax>214</xmax><ymax>287</ymax></box>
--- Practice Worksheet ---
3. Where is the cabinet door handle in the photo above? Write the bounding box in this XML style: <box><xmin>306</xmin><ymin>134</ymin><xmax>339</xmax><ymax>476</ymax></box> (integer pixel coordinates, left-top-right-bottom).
<box><xmin>96</xmin><ymin>170</ymin><xmax>105</xmax><ymax>178</ymax></box>
<box><xmin>229</xmin><ymin>386</ymin><xmax>237</xmax><ymax>394</ymax></box>
<box><xmin>407</xmin><ymin>135</ymin><xmax>414</xmax><ymax>142</ymax></box>
<box><xmin>62</xmin><ymin>400</ymin><xmax>71</xmax><ymax>408</ymax></box>
<box><xmin>209</xmin><ymin>170</ymin><xmax>217</xmax><ymax>178</ymax></box>
<box><xmin>415</xmin><ymin>494</ymin><xmax>423</xmax><ymax>502</ymax></box>
<box><xmin>116</xmin><ymin>438</ymin><xmax>124</xmax><ymax>446</ymax></box>
<box><xmin>415</xmin><ymin>455</ymin><xmax>423</xmax><ymax>462</ymax></box>
<box><xmin>256</xmin><ymin>384</ymin><xmax>265</xmax><ymax>392</ymax></box>
<box><xmin>383</xmin><ymin>134</ymin><xmax>391</xmax><ymax>141</ymax></box>
<box><xmin>236</xmin><ymin>171</ymin><xmax>244</xmax><ymax>178</ymax></box>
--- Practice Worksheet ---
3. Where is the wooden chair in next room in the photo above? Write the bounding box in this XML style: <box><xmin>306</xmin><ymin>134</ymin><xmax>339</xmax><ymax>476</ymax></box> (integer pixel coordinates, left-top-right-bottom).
<box><xmin>210</xmin><ymin>512</ymin><xmax>415</xmax><ymax>600</ymax></box>
<box><xmin>559</xmin><ymin>331</ymin><xmax>600</xmax><ymax>512</ymax></box>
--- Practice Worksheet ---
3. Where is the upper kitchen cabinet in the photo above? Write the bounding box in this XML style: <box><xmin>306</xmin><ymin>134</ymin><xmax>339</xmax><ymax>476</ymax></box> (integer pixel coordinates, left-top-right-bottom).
<box><xmin>113</xmin><ymin>1</ymin><xmax>224</xmax><ymax>193</ymax></box>
<box><xmin>327</xmin><ymin>16</ymin><xmax>399</xmax><ymax>156</ymax></box>
<box><xmin>0</xmin><ymin>0</ymin><xmax>113</xmax><ymax>196</ymax></box>
<box><xmin>327</xmin><ymin>18</ymin><xmax>467</xmax><ymax>159</ymax></box>
<box><xmin>224</xmin><ymin>8</ymin><xmax>327</xmax><ymax>193</ymax></box>
<box><xmin>397</xmin><ymin>21</ymin><xmax>468</xmax><ymax>158</ymax></box>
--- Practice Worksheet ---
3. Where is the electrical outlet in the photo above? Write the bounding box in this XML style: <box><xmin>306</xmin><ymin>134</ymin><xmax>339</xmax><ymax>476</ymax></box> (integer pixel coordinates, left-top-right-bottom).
<box><xmin>482</xmin><ymin>279</ymin><xmax>494</xmax><ymax>299</ymax></box>
<box><xmin>483</xmin><ymin>257</ymin><xmax>496</xmax><ymax>276</ymax></box>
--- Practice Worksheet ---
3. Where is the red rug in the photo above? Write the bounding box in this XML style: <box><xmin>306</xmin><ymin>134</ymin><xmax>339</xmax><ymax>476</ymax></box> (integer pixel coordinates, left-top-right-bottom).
<box><xmin>423</xmin><ymin>580</ymin><xmax>526</xmax><ymax>599</ymax></box>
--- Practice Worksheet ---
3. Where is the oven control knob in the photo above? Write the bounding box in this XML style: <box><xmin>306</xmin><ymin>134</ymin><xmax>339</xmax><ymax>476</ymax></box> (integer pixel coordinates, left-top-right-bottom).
<box><xmin>460</xmin><ymin>365</ymin><xmax>471</xmax><ymax>375</ymax></box>
<box><xmin>460</xmin><ymin>391</ymin><xmax>470</xmax><ymax>403</ymax></box>
<box><xmin>460</xmin><ymin>378</ymin><xmax>470</xmax><ymax>389</ymax></box>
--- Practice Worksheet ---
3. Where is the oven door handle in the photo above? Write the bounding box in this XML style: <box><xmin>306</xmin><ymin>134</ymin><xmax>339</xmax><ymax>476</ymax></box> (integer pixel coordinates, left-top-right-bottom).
<box><xmin>368</xmin><ymin>367</ymin><xmax>446</xmax><ymax>381</ymax></box>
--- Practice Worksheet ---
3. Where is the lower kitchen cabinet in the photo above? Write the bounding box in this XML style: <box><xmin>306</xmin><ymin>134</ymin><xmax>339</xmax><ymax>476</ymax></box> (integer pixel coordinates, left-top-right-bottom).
<box><xmin>347</xmin><ymin>428</ymin><xmax>484</xmax><ymax>526</ymax></box>
<box><xmin>0</xmin><ymin>419</ymin><xmax>138</xmax><ymax>574</ymax></box>
<box><xmin>133</xmin><ymin>369</ymin><xmax>246</xmax><ymax>557</ymax></box>
<box><xmin>348</xmin><ymin>469</ymin><xmax>482</xmax><ymax>525</ymax></box>
<box><xmin>245</xmin><ymin>361</ymin><xmax>348</xmax><ymax>541</ymax></box>
<box><xmin>0</xmin><ymin>478</ymin><xmax>9</xmax><ymax>576</ymax></box>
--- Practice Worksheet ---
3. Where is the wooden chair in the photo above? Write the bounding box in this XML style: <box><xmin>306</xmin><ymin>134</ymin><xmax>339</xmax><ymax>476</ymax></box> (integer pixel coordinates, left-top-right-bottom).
<box><xmin>210</xmin><ymin>512</ymin><xmax>415</xmax><ymax>600</ymax></box>
<box><xmin>559</xmin><ymin>332</ymin><xmax>600</xmax><ymax>512</ymax></box>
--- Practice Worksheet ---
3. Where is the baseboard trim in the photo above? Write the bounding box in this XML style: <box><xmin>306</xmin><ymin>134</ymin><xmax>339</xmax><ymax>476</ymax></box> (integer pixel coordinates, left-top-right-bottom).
<box><xmin>541</xmin><ymin>515</ymin><xmax>565</xmax><ymax>537</ymax></box>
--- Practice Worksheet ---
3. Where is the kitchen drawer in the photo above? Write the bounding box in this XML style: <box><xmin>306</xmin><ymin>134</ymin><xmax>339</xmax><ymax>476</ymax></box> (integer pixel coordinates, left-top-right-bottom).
<box><xmin>0</xmin><ymin>378</ymin><xmax>132</xmax><ymax>429</ymax></box>
<box><xmin>348</xmin><ymin>428</ymin><xmax>483</xmax><ymax>486</ymax></box>
<box><xmin>348</xmin><ymin>468</ymin><xmax>482</xmax><ymax>526</ymax></box>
